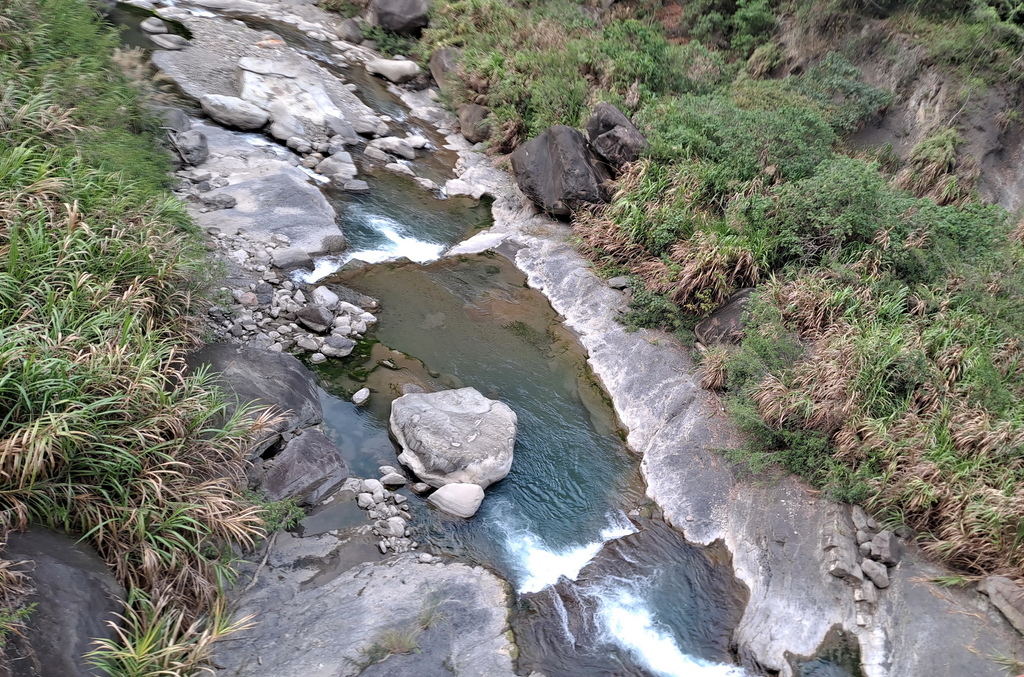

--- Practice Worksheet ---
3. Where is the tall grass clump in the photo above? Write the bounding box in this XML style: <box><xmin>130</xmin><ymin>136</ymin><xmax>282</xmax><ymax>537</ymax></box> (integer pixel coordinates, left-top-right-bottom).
<box><xmin>0</xmin><ymin>0</ymin><xmax>267</xmax><ymax>672</ymax></box>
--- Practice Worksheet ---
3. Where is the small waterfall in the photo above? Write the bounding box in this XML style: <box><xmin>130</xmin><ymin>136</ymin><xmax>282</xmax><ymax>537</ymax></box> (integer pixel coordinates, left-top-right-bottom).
<box><xmin>592</xmin><ymin>579</ymin><xmax>749</xmax><ymax>677</ymax></box>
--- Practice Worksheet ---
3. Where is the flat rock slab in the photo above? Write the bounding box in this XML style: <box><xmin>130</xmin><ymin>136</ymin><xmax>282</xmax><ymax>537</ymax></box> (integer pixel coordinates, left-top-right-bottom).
<box><xmin>214</xmin><ymin>542</ymin><xmax>516</xmax><ymax>677</ymax></box>
<box><xmin>259</xmin><ymin>428</ymin><xmax>349</xmax><ymax>503</ymax></box>
<box><xmin>186</xmin><ymin>121</ymin><xmax>345</xmax><ymax>256</ymax></box>
<box><xmin>6</xmin><ymin>530</ymin><xmax>125</xmax><ymax>677</ymax></box>
<box><xmin>151</xmin><ymin>15</ymin><xmax>379</xmax><ymax>139</ymax></box>
<box><xmin>390</xmin><ymin>387</ymin><xmax>516</xmax><ymax>489</ymax></box>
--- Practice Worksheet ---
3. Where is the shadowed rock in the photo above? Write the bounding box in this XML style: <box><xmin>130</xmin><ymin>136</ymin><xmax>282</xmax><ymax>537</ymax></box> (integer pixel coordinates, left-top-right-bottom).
<box><xmin>510</xmin><ymin>125</ymin><xmax>611</xmax><ymax>217</ymax></box>
<box><xmin>584</xmin><ymin>102</ymin><xmax>648</xmax><ymax>169</ymax></box>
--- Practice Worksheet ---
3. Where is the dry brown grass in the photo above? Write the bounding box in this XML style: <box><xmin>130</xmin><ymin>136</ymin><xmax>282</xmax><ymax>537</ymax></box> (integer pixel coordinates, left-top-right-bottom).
<box><xmin>699</xmin><ymin>346</ymin><xmax>730</xmax><ymax>390</ymax></box>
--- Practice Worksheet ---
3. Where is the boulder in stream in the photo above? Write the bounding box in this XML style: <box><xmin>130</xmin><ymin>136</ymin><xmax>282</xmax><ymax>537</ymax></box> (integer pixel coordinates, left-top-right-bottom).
<box><xmin>427</xmin><ymin>482</ymin><xmax>485</xmax><ymax>518</ymax></box>
<box><xmin>258</xmin><ymin>428</ymin><xmax>349</xmax><ymax>504</ymax></box>
<box><xmin>390</xmin><ymin>387</ymin><xmax>516</xmax><ymax>489</ymax></box>
<box><xmin>366</xmin><ymin>58</ymin><xmax>422</xmax><ymax>84</ymax></box>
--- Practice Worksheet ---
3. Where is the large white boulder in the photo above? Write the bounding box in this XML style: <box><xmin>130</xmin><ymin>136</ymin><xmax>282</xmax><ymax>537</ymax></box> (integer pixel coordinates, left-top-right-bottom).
<box><xmin>390</xmin><ymin>387</ymin><xmax>516</xmax><ymax>489</ymax></box>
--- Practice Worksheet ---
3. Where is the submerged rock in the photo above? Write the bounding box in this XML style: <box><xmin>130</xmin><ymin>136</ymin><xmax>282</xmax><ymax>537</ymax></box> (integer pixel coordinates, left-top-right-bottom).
<box><xmin>390</xmin><ymin>387</ymin><xmax>517</xmax><ymax>489</ymax></box>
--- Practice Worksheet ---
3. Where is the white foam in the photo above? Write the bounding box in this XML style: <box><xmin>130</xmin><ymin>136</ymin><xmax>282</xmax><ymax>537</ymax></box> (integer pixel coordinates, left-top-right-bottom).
<box><xmin>296</xmin><ymin>216</ymin><xmax>446</xmax><ymax>283</ymax></box>
<box><xmin>597</xmin><ymin>587</ymin><xmax>748</xmax><ymax>677</ymax></box>
<box><xmin>503</xmin><ymin>511</ymin><xmax>637</xmax><ymax>594</ymax></box>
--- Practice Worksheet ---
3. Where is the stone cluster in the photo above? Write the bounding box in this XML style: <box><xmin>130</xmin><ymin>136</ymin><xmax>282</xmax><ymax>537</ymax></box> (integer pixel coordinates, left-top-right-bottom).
<box><xmin>348</xmin><ymin>468</ymin><xmax>419</xmax><ymax>555</ymax></box>
<box><xmin>204</xmin><ymin>230</ymin><xmax>378</xmax><ymax>362</ymax></box>
<box><xmin>824</xmin><ymin>505</ymin><xmax>905</xmax><ymax>625</ymax></box>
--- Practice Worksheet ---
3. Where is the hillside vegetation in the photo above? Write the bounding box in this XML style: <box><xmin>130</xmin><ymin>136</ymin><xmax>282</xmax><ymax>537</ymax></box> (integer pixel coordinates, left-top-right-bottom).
<box><xmin>368</xmin><ymin>0</ymin><xmax>1024</xmax><ymax>580</ymax></box>
<box><xmin>0</xmin><ymin>0</ymin><xmax>265</xmax><ymax>670</ymax></box>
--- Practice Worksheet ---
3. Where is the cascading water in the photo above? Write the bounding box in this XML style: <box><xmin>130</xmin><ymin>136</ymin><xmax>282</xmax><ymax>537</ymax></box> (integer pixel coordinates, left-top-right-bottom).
<box><xmin>113</xmin><ymin>3</ymin><xmax>757</xmax><ymax>671</ymax></box>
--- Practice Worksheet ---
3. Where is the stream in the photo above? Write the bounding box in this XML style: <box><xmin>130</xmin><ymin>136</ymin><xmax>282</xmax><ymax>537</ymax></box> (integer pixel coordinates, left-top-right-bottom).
<box><xmin>115</xmin><ymin>5</ymin><xmax>753</xmax><ymax>675</ymax></box>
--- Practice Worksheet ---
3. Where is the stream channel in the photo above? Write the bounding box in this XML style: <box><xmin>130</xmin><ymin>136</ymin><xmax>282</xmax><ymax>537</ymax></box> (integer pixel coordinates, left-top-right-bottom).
<box><xmin>108</xmin><ymin>5</ymin><xmax>835</xmax><ymax>675</ymax></box>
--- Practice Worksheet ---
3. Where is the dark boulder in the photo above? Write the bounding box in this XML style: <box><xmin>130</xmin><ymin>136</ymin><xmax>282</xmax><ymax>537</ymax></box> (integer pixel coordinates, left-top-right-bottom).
<box><xmin>370</xmin><ymin>0</ymin><xmax>430</xmax><ymax>36</ymax></box>
<box><xmin>296</xmin><ymin>305</ymin><xmax>334</xmax><ymax>333</ymax></box>
<box><xmin>429</xmin><ymin>47</ymin><xmax>460</xmax><ymax>91</ymax></box>
<box><xmin>185</xmin><ymin>344</ymin><xmax>322</xmax><ymax>455</ymax></box>
<box><xmin>172</xmin><ymin>129</ymin><xmax>208</xmax><ymax>166</ymax></box>
<box><xmin>584</xmin><ymin>102</ymin><xmax>648</xmax><ymax>169</ymax></box>
<box><xmin>5</xmin><ymin>530</ymin><xmax>125</xmax><ymax>677</ymax></box>
<box><xmin>694</xmin><ymin>288</ymin><xmax>755</xmax><ymax>345</ymax></box>
<box><xmin>510</xmin><ymin>125</ymin><xmax>611</xmax><ymax>217</ymax></box>
<box><xmin>457</xmin><ymin>103</ymin><xmax>491</xmax><ymax>144</ymax></box>
<box><xmin>258</xmin><ymin>429</ymin><xmax>349</xmax><ymax>504</ymax></box>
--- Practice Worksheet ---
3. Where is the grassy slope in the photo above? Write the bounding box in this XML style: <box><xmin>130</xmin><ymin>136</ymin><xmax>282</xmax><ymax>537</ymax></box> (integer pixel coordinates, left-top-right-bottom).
<box><xmin>328</xmin><ymin>0</ymin><xmax>1024</xmax><ymax>580</ymax></box>
<box><xmin>0</xmin><ymin>0</ymin><xmax>266</xmax><ymax>672</ymax></box>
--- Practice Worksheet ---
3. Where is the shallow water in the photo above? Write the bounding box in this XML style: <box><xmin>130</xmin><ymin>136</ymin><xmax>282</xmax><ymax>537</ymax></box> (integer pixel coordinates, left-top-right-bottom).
<box><xmin>316</xmin><ymin>256</ymin><xmax>752</xmax><ymax>676</ymax></box>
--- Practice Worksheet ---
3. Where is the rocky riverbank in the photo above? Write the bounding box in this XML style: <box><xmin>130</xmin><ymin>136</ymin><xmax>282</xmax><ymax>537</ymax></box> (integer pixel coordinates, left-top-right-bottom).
<box><xmin>132</xmin><ymin>0</ymin><xmax>1024</xmax><ymax>674</ymax></box>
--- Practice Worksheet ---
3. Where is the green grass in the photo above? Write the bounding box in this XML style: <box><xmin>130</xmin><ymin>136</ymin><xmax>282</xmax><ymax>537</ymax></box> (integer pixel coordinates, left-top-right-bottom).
<box><xmin>0</xmin><ymin>0</ymin><xmax>267</xmax><ymax>672</ymax></box>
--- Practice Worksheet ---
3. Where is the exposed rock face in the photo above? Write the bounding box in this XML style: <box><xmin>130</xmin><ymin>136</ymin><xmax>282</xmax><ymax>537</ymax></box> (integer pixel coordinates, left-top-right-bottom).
<box><xmin>149</xmin><ymin>33</ymin><xmax>188</xmax><ymax>50</ymax></box>
<box><xmin>173</xmin><ymin>129</ymin><xmax>208</xmax><ymax>165</ymax></box>
<box><xmin>214</xmin><ymin>536</ymin><xmax>516</xmax><ymax>677</ymax></box>
<box><xmin>186</xmin><ymin>121</ymin><xmax>345</xmax><ymax>257</ymax></box>
<box><xmin>366</xmin><ymin>58</ymin><xmax>422</xmax><ymax>84</ymax></box>
<box><xmin>259</xmin><ymin>428</ymin><xmax>349</xmax><ymax>504</ymax></box>
<box><xmin>336</xmin><ymin>18</ymin><xmax>363</xmax><ymax>43</ymax></box>
<box><xmin>5</xmin><ymin>530</ymin><xmax>125</xmax><ymax>677</ymax></box>
<box><xmin>584</xmin><ymin>102</ymin><xmax>648</xmax><ymax>169</ymax></box>
<box><xmin>370</xmin><ymin>0</ymin><xmax>430</xmax><ymax>36</ymax></box>
<box><xmin>200</xmin><ymin>94</ymin><xmax>269</xmax><ymax>130</ymax></box>
<box><xmin>390</xmin><ymin>388</ymin><xmax>516</xmax><ymax>489</ymax></box>
<box><xmin>429</xmin><ymin>47</ymin><xmax>460</xmax><ymax>91</ymax></box>
<box><xmin>427</xmin><ymin>482</ymin><xmax>485</xmax><ymax>518</ymax></box>
<box><xmin>444</xmin><ymin>143</ymin><xmax>1024</xmax><ymax>676</ymax></box>
<box><xmin>510</xmin><ymin>125</ymin><xmax>611</xmax><ymax>217</ymax></box>
<box><xmin>185</xmin><ymin>343</ymin><xmax>322</xmax><ymax>453</ymax></box>
<box><xmin>458</xmin><ymin>103</ymin><xmax>491</xmax><ymax>144</ymax></box>
<box><xmin>981</xmin><ymin>576</ymin><xmax>1024</xmax><ymax>636</ymax></box>
<box><xmin>151</xmin><ymin>16</ymin><xmax>380</xmax><ymax>144</ymax></box>
<box><xmin>694</xmin><ymin>288</ymin><xmax>754</xmax><ymax>346</ymax></box>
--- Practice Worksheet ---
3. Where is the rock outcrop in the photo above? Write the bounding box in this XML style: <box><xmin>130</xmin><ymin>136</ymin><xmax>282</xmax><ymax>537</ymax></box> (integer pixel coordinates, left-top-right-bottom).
<box><xmin>583</xmin><ymin>102</ymin><xmax>648</xmax><ymax>169</ymax></box>
<box><xmin>200</xmin><ymin>94</ymin><xmax>269</xmax><ymax>130</ymax></box>
<box><xmin>259</xmin><ymin>428</ymin><xmax>349</xmax><ymax>504</ymax></box>
<box><xmin>369</xmin><ymin>0</ymin><xmax>430</xmax><ymax>36</ymax></box>
<box><xmin>5</xmin><ymin>530</ymin><xmax>125</xmax><ymax>677</ymax></box>
<box><xmin>510</xmin><ymin>125</ymin><xmax>610</xmax><ymax>217</ymax></box>
<box><xmin>694</xmin><ymin>288</ymin><xmax>754</xmax><ymax>346</ymax></box>
<box><xmin>214</xmin><ymin>537</ymin><xmax>516</xmax><ymax>677</ymax></box>
<box><xmin>429</xmin><ymin>47</ymin><xmax>460</xmax><ymax>91</ymax></box>
<box><xmin>390</xmin><ymin>387</ymin><xmax>517</xmax><ymax>493</ymax></box>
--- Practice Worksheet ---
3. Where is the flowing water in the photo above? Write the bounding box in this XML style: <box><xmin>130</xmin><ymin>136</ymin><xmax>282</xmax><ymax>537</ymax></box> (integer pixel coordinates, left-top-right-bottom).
<box><xmin>113</xmin><ymin>4</ymin><xmax>777</xmax><ymax>673</ymax></box>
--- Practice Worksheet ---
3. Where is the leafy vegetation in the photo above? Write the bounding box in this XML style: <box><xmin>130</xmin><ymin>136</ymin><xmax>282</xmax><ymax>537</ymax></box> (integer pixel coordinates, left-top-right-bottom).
<box><xmin>0</xmin><ymin>0</ymin><xmax>273</xmax><ymax>671</ymax></box>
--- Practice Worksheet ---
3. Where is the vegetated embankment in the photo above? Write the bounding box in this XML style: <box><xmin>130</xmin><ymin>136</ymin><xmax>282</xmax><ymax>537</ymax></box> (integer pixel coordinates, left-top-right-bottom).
<box><xmin>0</xmin><ymin>0</ymin><xmax>267</xmax><ymax>671</ymax></box>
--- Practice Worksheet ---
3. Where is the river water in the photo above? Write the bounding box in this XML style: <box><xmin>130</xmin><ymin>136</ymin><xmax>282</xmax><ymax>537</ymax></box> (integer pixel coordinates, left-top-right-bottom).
<box><xmin>112</xmin><ymin>4</ymin><xmax>772</xmax><ymax>674</ymax></box>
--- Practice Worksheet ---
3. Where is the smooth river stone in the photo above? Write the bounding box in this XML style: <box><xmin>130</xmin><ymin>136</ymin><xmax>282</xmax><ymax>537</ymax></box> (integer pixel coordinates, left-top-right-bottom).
<box><xmin>427</xmin><ymin>482</ymin><xmax>485</xmax><ymax>518</ymax></box>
